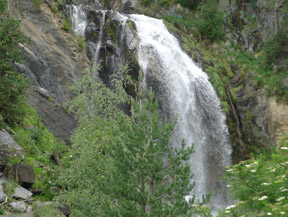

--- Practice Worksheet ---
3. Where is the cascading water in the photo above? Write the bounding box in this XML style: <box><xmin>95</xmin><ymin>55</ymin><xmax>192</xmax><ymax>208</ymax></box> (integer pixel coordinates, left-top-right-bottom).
<box><xmin>93</xmin><ymin>11</ymin><xmax>106</xmax><ymax>65</ymax></box>
<box><xmin>129</xmin><ymin>14</ymin><xmax>232</xmax><ymax>214</ymax></box>
<box><xmin>68</xmin><ymin>4</ymin><xmax>87</xmax><ymax>35</ymax></box>
<box><xmin>69</xmin><ymin>5</ymin><xmax>232</xmax><ymax>214</ymax></box>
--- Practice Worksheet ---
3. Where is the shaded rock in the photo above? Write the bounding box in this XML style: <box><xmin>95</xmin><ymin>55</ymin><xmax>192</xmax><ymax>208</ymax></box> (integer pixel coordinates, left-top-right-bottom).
<box><xmin>4</xmin><ymin>164</ymin><xmax>35</xmax><ymax>188</ymax></box>
<box><xmin>12</xmin><ymin>186</ymin><xmax>33</xmax><ymax>200</ymax></box>
<box><xmin>0</xmin><ymin>130</ymin><xmax>24</xmax><ymax>172</ymax></box>
<box><xmin>9</xmin><ymin>201</ymin><xmax>26</xmax><ymax>213</ymax></box>
<box><xmin>29</xmin><ymin>87</ymin><xmax>78</xmax><ymax>146</ymax></box>
<box><xmin>58</xmin><ymin>203</ymin><xmax>71</xmax><ymax>216</ymax></box>
<box><xmin>9</xmin><ymin>0</ymin><xmax>90</xmax><ymax>104</ymax></box>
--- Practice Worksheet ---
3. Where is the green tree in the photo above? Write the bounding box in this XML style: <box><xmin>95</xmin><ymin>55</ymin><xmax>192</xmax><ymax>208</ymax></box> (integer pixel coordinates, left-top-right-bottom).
<box><xmin>56</xmin><ymin>67</ymin><xmax>211</xmax><ymax>216</ymax></box>
<box><xmin>0</xmin><ymin>4</ymin><xmax>29</xmax><ymax>125</ymax></box>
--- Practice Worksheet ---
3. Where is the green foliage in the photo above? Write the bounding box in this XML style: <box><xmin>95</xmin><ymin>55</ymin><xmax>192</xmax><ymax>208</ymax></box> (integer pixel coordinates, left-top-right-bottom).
<box><xmin>254</xmin><ymin>29</ymin><xmax>288</xmax><ymax>101</ymax></box>
<box><xmin>0</xmin><ymin>14</ymin><xmax>29</xmax><ymax>125</ymax></box>
<box><xmin>221</xmin><ymin>139</ymin><xmax>288</xmax><ymax>216</ymax></box>
<box><xmin>176</xmin><ymin>0</ymin><xmax>201</xmax><ymax>10</ymax></box>
<box><xmin>0</xmin><ymin>0</ymin><xmax>7</xmax><ymax>14</ymax></box>
<box><xmin>262</xmin><ymin>30</ymin><xmax>288</xmax><ymax>68</ymax></box>
<box><xmin>32</xmin><ymin>0</ymin><xmax>43</xmax><ymax>9</ymax></box>
<box><xmin>0</xmin><ymin>205</ymin><xmax>5</xmax><ymax>215</ymax></box>
<box><xmin>56</xmin><ymin>66</ymin><xmax>211</xmax><ymax>216</ymax></box>
<box><xmin>10</xmin><ymin>105</ymin><xmax>66</xmax><ymax>200</ymax></box>
<box><xmin>2</xmin><ymin>181</ymin><xmax>16</xmax><ymax>202</ymax></box>
<box><xmin>163</xmin><ymin>13</ymin><xmax>196</xmax><ymax>34</ymax></box>
<box><xmin>141</xmin><ymin>0</ymin><xmax>153</xmax><ymax>6</ymax></box>
<box><xmin>196</xmin><ymin>4</ymin><xmax>224</xmax><ymax>42</ymax></box>
<box><xmin>77</xmin><ymin>35</ymin><xmax>85</xmax><ymax>51</ymax></box>
<box><xmin>34</xmin><ymin>204</ymin><xmax>64</xmax><ymax>217</ymax></box>
<box><xmin>61</xmin><ymin>17</ymin><xmax>72</xmax><ymax>31</ymax></box>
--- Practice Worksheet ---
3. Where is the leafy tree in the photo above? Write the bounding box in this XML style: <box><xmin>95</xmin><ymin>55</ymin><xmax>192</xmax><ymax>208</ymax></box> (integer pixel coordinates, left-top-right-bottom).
<box><xmin>0</xmin><ymin>4</ymin><xmax>29</xmax><ymax>125</ymax></box>
<box><xmin>219</xmin><ymin>139</ymin><xmax>288</xmax><ymax>216</ymax></box>
<box><xmin>56</xmin><ymin>67</ymin><xmax>211</xmax><ymax>216</ymax></box>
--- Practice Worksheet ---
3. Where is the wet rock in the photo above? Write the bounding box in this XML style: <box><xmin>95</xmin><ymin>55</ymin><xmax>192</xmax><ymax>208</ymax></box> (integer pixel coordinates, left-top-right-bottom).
<box><xmin>12</xmin><ymin>186</ymin><xmax>33</xmax><ymax>200</ymax></box>
<box><xmin>9</xmin><ymin>201</ymin><xmax>27</xmax><ymax>213</ymax></box>
<box><xmin>0</xmin><ymin>130</ymin><xmax>24</xmax><ymax>172</ymax></box>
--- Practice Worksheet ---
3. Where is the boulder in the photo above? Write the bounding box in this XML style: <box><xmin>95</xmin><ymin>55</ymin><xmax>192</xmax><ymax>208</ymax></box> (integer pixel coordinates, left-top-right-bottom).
<box><xmin>12</xmin><ymin>186</ymin><xmax>33</xmax><ymax>200</ymax></box>
<box><xmin>4</xmin><ymin>164</ymin><xmax>35</xmax><ymax>188</ymax></box>
<box><xmin>9</xmin><ymin>201</ymin><xmax>27</xmax><ymax>213</ymax></box>
<box><xmin>0</xmin><ymin>130</ymin><xmax>24</xmax><ymax>172</ymax></box>
<box><xmin>0</xmin><ymin>188</ymin><xmax>7</xmax><ymax>204</ymax></box>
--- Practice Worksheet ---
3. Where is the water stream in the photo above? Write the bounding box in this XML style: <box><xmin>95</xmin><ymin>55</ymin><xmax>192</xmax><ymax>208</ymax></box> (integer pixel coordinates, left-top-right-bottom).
<box><xmin>68</xmin><ymin>4</ymin><xmax>87</xmax><ymax>36</ymax></box>
<box><xmin>69</xmin><ymin>6</ymin><xmax>232</xmax><ymax>214</ymax></box>
<box><xmin>130</xmin><ymin>14</ymin><xmax>232</xmax><ymax>214</ymax></box>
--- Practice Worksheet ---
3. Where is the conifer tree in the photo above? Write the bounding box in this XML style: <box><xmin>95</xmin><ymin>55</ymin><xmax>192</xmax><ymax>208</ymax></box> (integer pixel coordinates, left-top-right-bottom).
<box><xmin>57</xmin><ymin>67</ymin><xmax>211</xmax><ymax>217</ymax></box>
<box><xmin>0</xmin><ymin>1</ymin><xmax>28</xmax><ymax>124</ymax></box>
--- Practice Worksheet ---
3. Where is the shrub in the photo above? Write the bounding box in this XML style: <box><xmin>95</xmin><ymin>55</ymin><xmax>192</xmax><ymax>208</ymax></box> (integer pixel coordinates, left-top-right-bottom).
<box><xmin>61</xmin><ymin>17</ymin><xmax>71</xmax><ymax>31</ymax></box>
<box><xmin>221</xmin><ymin>139</ymin><xmax>288</xmax><ymax>216</ymax></box>
<box><xmin>176</xmin><ymin>0</ymin><xmax>201</xmax><ymax>10</ymax></box>
<box><xmin>77</xmin><ymin>35</ymin><xmax>85</xmax><ymax>51</ymax></box>
<box><xmin>196</xmin><ymin>4</ymin><xmax>224</xmax><ymax>42</ymax></box>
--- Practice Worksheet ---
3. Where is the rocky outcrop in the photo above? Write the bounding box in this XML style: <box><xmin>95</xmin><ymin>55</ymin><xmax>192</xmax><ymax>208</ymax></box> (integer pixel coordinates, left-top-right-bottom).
<box><xmin>222</xmin><ymin>0</ymin><xmax>287</xmax><ymax>51</ymax></box>
<box><xmin>82</xmin><ymin>9</ymin><xmax>140</xmax><ymax>95</ymax></box>
<box><xmin>7</xmin><ymin>0</ymin><xmax>90</xmax><ymax>145</ymax></box>
<box><xmin>236</xmin><ymin>79</ymin><xmax>288</xmax><ymax>149</ymax></box>
<box><xmin>29</xmin><ymin>87</ymin><xmax>77</xmax><ymax>146</ymax></box>
<box><xmin>0</xmin><ymin>130</ymin><xmax>24</xmax><ymax>172</ymax></box>
<box><xmin>9</xmin><ymin>0</ymin><xmax>90</xmax><ymax>104</ymax></box>
<box><xmin>4</xmin><ymin>164</ymin><xmax>35</xmax><ymax>188</ymax></box>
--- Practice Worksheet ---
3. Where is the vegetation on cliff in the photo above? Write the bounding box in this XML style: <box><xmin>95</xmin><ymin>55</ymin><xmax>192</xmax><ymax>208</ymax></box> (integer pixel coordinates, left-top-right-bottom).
<box><xmin>0</xmin><ymin>0</ymin><xmax>67</xmax><ymax>207</ymax></box>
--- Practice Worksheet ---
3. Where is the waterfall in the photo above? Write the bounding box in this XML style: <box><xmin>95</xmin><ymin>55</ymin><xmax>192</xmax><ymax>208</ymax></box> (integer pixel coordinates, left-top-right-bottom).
<box><xmin>68</xmin><ymin>5</ymin><xmax>87</xmax><ymax>35</ymax></box>
<box><xmin>69</xmin><ymin>5</ymin><xmax>232</xmax><ymax>213</ymax></box>
<box><xmin>94</xmin><ymin>11</ymin><xmax>106</xmax><ymax>65</ymax></box>
<box><xmin>130</xmin><ymin>14</ymin><xmax>232</xmax><ymax>213</ymax></box>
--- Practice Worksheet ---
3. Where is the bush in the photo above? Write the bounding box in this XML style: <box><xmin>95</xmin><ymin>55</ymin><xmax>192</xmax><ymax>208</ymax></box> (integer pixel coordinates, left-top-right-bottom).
<box><xmin>221</xmin><ymin>139</ymin><xmax>288</xmax><ymax>216</ymax></box>
<box><xmin>61</xmin><ymin>18</ymin><xmax>71</xmax><ymax>31</ymax></box>
<box><xmin>176</xmin><ymin>0</ymin><xmax>201</xmax><ymax>10</ymax></box>
<box><xmin>262</xmin><ymin>30</ymin><xmax>288</xmax><ymax>68</ymax></box>
<box><xmin>196</xmin><ymin>4</ymin><xmax>224</xmax><ymax>42</ymax></box>
<box><xmin>77</xmin><ymin>35</ymin><xmax>85</xmax><ymax>51</ymax></box>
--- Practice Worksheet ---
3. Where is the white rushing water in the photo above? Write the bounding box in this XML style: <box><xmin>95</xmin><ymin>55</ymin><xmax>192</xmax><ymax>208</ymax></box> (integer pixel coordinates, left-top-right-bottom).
<box><xmin>69</xmin><ymin>5</ymin><xmax>232</xmax><ymax>213</ymax></box>
<box><xmin>130</xmin><ymin>14</ymin><xmax>232</xmax><ymax>213</ymax></box>
<box><xmin>68</xmin><ymin>4</ymin><xmax>87</xmax><ymax>35</ymax></box>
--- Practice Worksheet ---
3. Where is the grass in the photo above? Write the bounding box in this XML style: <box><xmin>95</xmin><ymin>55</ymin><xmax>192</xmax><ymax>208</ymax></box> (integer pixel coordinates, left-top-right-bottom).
<box><xmin>7</xmin><ymin>105</ymin><xmax>67</xmax><ymax>200</ymax></box>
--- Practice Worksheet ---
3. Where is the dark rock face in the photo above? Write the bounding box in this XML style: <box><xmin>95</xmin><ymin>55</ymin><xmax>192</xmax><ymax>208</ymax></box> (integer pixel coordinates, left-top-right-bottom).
<box><xmin>8</xmin><ymin>0</ymin><xmax>90</xmax><ymax>146</ymax></box>
<box><xmin>10</xmin><ymin>0</ymin><xmax>90</xmax><ymax>104</ymax></box>
<box><xmin>4</xmin><ymin>164</ymin><xmax>35</xmax><ymax>188</ymax></box>
<box><xmin>84</xmin><ymin>9</ymin><xmax>140</xmax><ymax>94</ymax></box>
<box><xmin>29</xmin><ymin>87</ymin><xmax>77</xmax><ymax>146</ymax></box>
